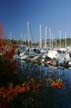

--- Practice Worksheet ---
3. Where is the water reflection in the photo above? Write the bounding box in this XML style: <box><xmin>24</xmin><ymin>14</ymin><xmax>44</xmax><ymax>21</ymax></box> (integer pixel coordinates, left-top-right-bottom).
<box><xmin>21</xmin><ymin>60</ymin><xmax>71</xmax><ymax>108</ymax></box>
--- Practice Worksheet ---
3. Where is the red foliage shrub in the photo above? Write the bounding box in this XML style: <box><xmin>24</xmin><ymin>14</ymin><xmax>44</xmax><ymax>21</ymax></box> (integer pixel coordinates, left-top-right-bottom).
<box><xmin>50</xmin><ymin>81</ymin><xmax>63</xmax><ymax>89</ymax></box>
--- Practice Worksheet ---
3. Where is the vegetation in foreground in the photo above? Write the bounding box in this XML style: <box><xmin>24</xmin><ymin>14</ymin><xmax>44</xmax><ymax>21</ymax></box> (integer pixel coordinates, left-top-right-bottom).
<box><xmin>0</xmin><ymin>38</ymin><xmax>63</xmax><ymax>108</ymax></box>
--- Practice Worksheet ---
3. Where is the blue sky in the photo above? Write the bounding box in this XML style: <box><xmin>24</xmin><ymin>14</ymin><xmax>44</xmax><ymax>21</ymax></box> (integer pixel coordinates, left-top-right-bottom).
<box><xmin>0</xmin><ymin>0</ymin><xmax>71</xmax><ymax>42</ymax></box>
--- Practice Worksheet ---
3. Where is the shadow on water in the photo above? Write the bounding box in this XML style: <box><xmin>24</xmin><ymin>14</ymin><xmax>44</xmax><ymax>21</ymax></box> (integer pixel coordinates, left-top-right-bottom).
<box><xmin>21</xmin><ymin>60</ymin><xmax>71</xmax><ymax>108</ymax></box>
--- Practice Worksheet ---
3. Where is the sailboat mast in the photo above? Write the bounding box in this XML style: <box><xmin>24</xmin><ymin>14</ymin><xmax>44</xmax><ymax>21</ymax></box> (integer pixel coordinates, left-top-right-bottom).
<box><xmin>59</xmin><ymin>31</ymin><xmax>61</xmax><ymax>48</ymax></box>
<box><xmin>65</xmin><ymin>32</ymin><xmax>67</xmax><ymax>48</ymax></box>
<box><xmin>40</xmin><ymin>24</ymin><xmax>42</xmax><ymax>48</ymax></box>
<box><xmin>27</xmin><ymin>21</ymin><xmax>30</xmax><ymax>48</ymax></box>
<box><xmin>21</xmin><ymin>32</ymin><xmax>23</xmax><ymax>45</ymax></box>
<box><xmin>9</xmin><ymin>32</ymin><xmax>12</xmax><ymax>44</ymax></box>
<box><xmin>51</xmin><ymin>32</ymin><xmax>53</xmax><ymax>49</ymax></box>
<box><xmin>49</xmin><ymin>28</ymin><xmax>51</xmax><ymax>49</ymax></box>
<box><xmin>44</xmin><ymin>26</ymin><xmax>47</xmax><ymax>48</ymax></box>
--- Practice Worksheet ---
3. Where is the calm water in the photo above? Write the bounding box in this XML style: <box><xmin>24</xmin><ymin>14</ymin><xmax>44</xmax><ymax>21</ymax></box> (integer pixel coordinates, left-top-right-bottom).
<box><xmin>21</xmin><ymin>60</ymin><xmax>71</xmax><ymax>108</ymax></box>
